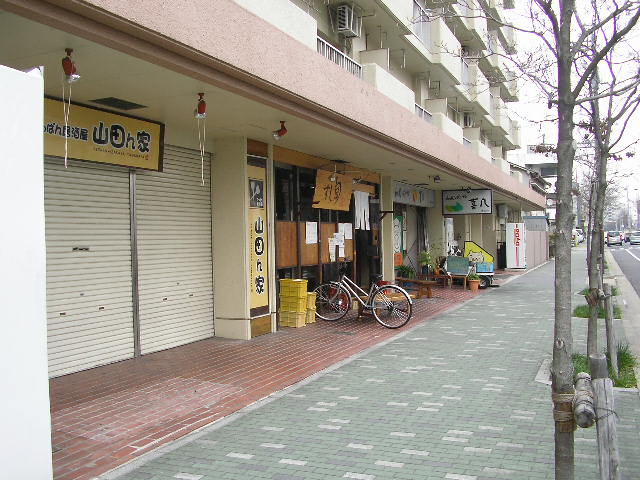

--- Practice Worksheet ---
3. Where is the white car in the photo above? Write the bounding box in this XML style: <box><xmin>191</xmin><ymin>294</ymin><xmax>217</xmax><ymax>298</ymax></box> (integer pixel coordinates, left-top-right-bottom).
<box><xmin>575</xmin><ymin>228</ymin><xmax>585</xmax><ymax>243</ymax></box>
<box><xmin>629</xmin><ymin>231</ymin><xmax>640</xmax><ymax>245</ymax></box>
<box><xmin>606</xmin><ymin>231</ymin><xmax>623</xmax><ymax>246</ymax></box>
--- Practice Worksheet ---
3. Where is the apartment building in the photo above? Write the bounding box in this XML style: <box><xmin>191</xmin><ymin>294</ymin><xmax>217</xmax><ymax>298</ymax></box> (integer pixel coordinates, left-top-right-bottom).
<box><xmin>1</xmin><ymin>1</ymin><xmax>549</xmax><ymax>476</ymax></box>
<box><xmin>1</xmin><ymin>0</ymin><xmax>544</xmax><ymax>375</ymax></box>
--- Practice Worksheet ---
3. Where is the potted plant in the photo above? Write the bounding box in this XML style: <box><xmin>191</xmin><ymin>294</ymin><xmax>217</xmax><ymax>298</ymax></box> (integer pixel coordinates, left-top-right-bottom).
<box><xmin>419</xmin><ymin>243</ymin><xmax>445</xmax><ymax>276</ymax></box>
<box><xmin>467</xmin><ymin>273</ymin><xmax>481</xmax><ymax>292</ymax></box>
<box><xmin>396</xmin><ymin>264</ymin><xmax>416</xmax><ymax>279</ymax></box>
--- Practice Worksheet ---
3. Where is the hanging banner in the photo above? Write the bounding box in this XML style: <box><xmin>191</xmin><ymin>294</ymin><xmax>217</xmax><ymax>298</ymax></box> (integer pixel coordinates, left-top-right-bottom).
<box><xmin>506</xmin><ymin>222</ymin><xmax>526</xmax><ymax>269</ymax></box>
<box><xmin>248</xmin><ymin>164</ymin><xmax>270</xmax><ymax>316</ymax></box>
<box><xmin>393</xmin><ymin>181</ymin><xmax>435</xmax><ymax>207</ymax></box>
<box><xmin>44</xmin><ymin>97</ymin><xmax>164</xmax><ymax>170</ymax></box>
<box><xmin>312</xmin><ymin>170</ymin><xmax>353</xmax><ymax>211</ymax></box>
<box><xmin>442</xmin><ymin>189</ymin><xmax>493</xmax><ymax>215</ymax></box>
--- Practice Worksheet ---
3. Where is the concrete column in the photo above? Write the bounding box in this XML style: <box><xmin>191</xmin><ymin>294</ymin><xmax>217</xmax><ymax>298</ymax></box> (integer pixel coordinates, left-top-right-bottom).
<box><xmin>212</xmin><ymin>137</ymin><xmax>251</xmax><ymax>340</ymax></box>
<box><xmin>380</xmin><ymin>175</ymin><xmax>395</xmax><ymax>281</ymax></box>
<box><xmin>0</xmin><ymin>66</ymin><xmax>53</xmax><ymax>479</ymax></box>
<box><xmin>469</xmin><ymin>214</ymin><xmax>482</xmax><ymax>244</ymax></box>
<box><xmin>427</xmin><ymin>192</ymin><xmax>446</xmax><ymax>256</ymax></box>
<box><xmin>482</xmin><ymin>213</ymin><xmax>498</xmax><ymax>259</ymax></box>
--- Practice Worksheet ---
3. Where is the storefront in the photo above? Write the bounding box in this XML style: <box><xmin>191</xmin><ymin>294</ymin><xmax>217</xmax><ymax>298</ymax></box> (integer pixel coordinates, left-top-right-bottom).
<box><xmin>43</xmin><ymin>98</ymin><xmax>214</xmax><ymax>377</ymax></box>
<box><xmin>392</xmin><ymin>182</ymin><xmax>434</xmax><ymax>275</ymax></box>
<box><xmin>273</xmin><ymin>147</ymin><xmax>381</xmax><ymax>295</ymax></box>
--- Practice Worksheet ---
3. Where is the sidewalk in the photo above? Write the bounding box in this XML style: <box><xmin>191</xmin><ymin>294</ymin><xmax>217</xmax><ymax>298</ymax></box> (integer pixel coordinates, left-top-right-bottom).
<box><xmin>99</xmin><ymin>253</ymin><xmax>640</xmax><ymax>480</ymax></box>
<box><xmin>51</xmin><ymin>284</ymin><xmax>481</xmax><ymax>480</ymax></box>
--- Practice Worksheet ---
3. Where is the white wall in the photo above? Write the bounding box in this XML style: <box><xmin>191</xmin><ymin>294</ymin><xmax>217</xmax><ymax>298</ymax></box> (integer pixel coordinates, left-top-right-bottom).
<box><xmin>361</xmin><ymin>63</ymin><xmax>415</xmax><ymax>112</ymax></box>
<box><xmin>0</xmin><ymin>65</ymin><xmax>53</xmax><ymax>478</ymax></box>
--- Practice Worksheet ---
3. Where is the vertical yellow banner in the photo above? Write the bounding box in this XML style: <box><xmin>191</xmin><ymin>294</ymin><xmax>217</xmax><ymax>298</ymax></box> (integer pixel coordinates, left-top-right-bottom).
<box><xmin>248</xmin><ymin>164</ymin><xmax>269</xmax><ymax>316</ymax></box>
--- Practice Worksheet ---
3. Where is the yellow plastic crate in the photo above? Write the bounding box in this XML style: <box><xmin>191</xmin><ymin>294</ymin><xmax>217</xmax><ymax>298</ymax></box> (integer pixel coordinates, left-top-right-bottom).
<box><xmin>305</xmin><ymin>309</ymin><xmax>316</xmax><ymax>324</ymax></box>
<box><xmin>279</xmin><ymin>296</ymin><xmax>307</xmax><ymax>313</ymax></box>
<box><xmin>279</xmin><ymin>310</ymin><xmax>306</xmax><ymax>328</ymax></box>
<box><xmin>306</xmin><ymin>292</ymin><xmax>317</xmax><ymax>309</ymax></box>
<box><xmin>279</xmin><ymin>279</ymin><xmax>308</xmax><ymax>299</ymax></box>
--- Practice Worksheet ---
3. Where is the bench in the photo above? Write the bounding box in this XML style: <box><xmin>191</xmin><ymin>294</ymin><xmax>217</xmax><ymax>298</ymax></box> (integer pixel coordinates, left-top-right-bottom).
<box><xmin>395</xmin><ymin>277</ymin><xmax>437</xmax><ymax>299</ymax></box>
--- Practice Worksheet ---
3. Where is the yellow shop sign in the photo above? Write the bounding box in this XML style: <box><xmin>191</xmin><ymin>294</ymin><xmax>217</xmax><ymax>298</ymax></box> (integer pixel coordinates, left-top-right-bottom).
<box><xmin>44</xmin><ymin>97</ymin><xmax>164</xmax><ymax>171</ymax></box>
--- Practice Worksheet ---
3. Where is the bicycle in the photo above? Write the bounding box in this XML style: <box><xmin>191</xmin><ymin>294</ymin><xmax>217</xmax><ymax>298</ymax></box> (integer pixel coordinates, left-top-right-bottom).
<box><xmin>313</xmin><ymin>272</ymin><xmax>413</xmax><ymax>329</ymax></box>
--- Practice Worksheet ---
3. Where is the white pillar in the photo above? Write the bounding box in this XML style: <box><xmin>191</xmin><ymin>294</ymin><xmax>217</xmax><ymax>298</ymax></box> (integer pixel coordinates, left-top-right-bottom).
<box><xmin>0</xmin><ymin>65</ymin><xmax>53</xmax><ymax>479</ymax></box>
<box><xmin>211</xmin><ymin>137</ymin><xmax>251</xmax><ymax>339</ymax></box>
<box><xmin>380</xmin><ymin>175</ymin><xmax>395</xmax><ymax>281</ymax></box>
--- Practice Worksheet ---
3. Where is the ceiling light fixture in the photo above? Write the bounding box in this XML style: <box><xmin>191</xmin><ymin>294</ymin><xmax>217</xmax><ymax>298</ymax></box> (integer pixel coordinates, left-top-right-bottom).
<box><xmin>272</xmin><ymin>121</ymin><xmax>287</xmax><ymax>141</ymax></box>
<box><xmin>433</xmin><ymin>175</ymin><xmax>441</xmax><ymax>184</ymax></box>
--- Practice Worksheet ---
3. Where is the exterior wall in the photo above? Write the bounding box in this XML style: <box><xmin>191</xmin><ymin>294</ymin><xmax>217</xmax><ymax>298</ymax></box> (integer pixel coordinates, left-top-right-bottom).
<box><xmin>469</xmin><ymin>214</ymin><xmax>482</xmax><ymax>244</ymax></box>
<box><xmin>234</xmin><ymin>0</ymin><xmax>316</xmax><ymax>50</ymax></box>
<box><xmin>212</xmin><ymin>137</ymin><xmax>251</xmax><ymax>339</ymax></box>
<box><xmin>482</xmin><ymin>214</ymin><xmax>498</xmax><ymax>259</ymax></box>
<box><xmin>361</xmin><ymin>62</ymin><xmax>415</xmax><ymax>112</ymax></box>
<box><xmin>0</xmin><ymin>65</ymin><xmax>53</xmax><ymax>480</ymax></box>
<box><xmin>525</xmin><ymin>231</ymin><xmax>549</xmax><ymax>269</ymax></box>
<box><xmin>427</xmin><ymin>194</ymin><xmax>445</xmax><ymax>253</ymax></box>
<box><xmin>1</xmin><ymin>0</ymin><xmax>544</xmax><ymax>208</ymax></box>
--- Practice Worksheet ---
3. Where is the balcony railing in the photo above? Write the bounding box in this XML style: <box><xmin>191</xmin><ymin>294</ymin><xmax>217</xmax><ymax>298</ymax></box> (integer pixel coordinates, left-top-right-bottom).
<box><xmin>463</xmin><ymin>137</ymin><xmax>472</xmax><ymax>148</ymax></box>
<box><xmin>317</xmin><ymin>37</ymin><xmax>362</xmax><ymax>78</ymax></box>
<box><xmin>415</xmin><ymin>103</ymin><xmax>433</xmax><ymax>123</ymax></box>
<box><xmin>411</xmin><ymin>1</ymin><xmax>432</xmax><ymax>47</ymax></box>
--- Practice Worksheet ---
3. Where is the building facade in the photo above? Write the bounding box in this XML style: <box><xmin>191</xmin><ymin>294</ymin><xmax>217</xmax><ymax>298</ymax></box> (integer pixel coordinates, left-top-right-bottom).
<box><xmin>1</xmin><ymin>0</ymin><xmax>545</xmax><ymax>381</ymax></box>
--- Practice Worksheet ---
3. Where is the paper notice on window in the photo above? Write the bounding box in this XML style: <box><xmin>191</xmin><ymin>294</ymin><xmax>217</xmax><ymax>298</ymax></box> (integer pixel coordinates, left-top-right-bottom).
<box><xmin>333</xmin><ymin>232</ymin><xmax>345</xmax><ymax>247</ymax></box>
<box><xmin>339</xmin><ymin>223</ymin><xmax>353</xmax><ymax>240</ymax></box>
<box><xmin>339</xmin><ymin>245</ymin><xmax>345</xmax><ymax>257</ymax></box>
<box><xmin>328</xmin><ymin>238</ymin><xmax>337</xmax><ymax>262</ymax></box>
<box><xmin>305</xmin><ymin>221</ymin><xmax>317</xmax><ymax>244</ymax></box>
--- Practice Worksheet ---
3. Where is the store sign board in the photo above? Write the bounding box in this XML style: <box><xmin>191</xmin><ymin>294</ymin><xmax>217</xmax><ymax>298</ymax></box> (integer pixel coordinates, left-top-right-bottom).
<box><xmin>442</xmin><ymin>189</ymin><xmax>493</xmax><ymax>215</ymax></box>
<box><xmin>506</xmin><ymin>222</ymin><xmax>527</xmax><ymax>269</ymax></box>
<box><xmin>312</xmin><ymin>170</ymin><xmax>353</xmax><ymax>211</ymax></box>
<box><xmin>393</xmin><ymin>181</ymin><xmax>435</xmax><ymax>207</ymax></box>
<box><xmin>44</xmin><ymin>97</ymin><xmax>164</xmax><ymax>171</ymax></box>
<box><xmin>248</xmin><ymin>165</ymin><xmax>270</xmax><ymax>316</ymax></box>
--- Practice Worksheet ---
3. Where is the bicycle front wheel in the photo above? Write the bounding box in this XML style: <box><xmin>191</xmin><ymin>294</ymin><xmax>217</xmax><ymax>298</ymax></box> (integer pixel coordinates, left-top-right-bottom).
<box><xmin>371</xmin><ymin>285</ymin><xmax>412</xmax><ymax>329</ymax></box>
<box><xmin>314</xmin><ymin>283</ymin><xmax>351</xmax><ymax>321</ymax></box>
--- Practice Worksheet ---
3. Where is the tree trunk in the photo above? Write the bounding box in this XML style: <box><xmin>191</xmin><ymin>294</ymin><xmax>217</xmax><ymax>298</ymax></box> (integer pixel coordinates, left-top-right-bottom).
<box><xmin>587</xmin><ymin>69</ymin><xmax>603</xmax><ymax>359</ymax></box>
<box><xmin>553</xmin><ymin>2</ymin><xmax>577</xmax><ymax>479</ymax></box>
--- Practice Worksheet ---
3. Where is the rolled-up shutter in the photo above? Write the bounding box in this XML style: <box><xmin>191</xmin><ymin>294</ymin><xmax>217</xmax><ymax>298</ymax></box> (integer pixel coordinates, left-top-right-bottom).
<box><xmin>136</xmin><ymin>145</ymin><xmax>214</xmax><ymax>354</ymax></box>
<box><xmin>45</xmin><ymin>158</ymin><xmax>134</xmax><ymax>377</ymax></box>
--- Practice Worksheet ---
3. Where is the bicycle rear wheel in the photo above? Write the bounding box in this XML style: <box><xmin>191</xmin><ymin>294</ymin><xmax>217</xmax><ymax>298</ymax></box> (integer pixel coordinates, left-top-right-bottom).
<box><xmin>314</xmin><ymin>283</ymin><xmax>351</xmax><ymax>321</ymax></box>
<box><xmin>371</xmin><ymin>285</ymin><xmax>412</xmax><ymax>329</ymax></box>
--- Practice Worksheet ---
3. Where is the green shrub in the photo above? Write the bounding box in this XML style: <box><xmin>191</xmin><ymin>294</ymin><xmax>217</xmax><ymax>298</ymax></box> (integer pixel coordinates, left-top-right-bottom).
<box><xmin>573</xmin><ymin>304</ymin><xmax>622</xmax><ymax>319</ymax></box>
<box><xmin>572</xmin><ymin>344</ymin><xmax>637</xmax><ymax>388</ymax></box>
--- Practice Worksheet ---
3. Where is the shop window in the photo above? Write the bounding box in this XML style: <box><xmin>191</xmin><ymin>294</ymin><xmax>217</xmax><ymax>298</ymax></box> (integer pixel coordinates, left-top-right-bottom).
<box><xmin>275</xmin><ymin>164</ymin><xmax>294</xmax><ymax>221</ymax></box>
<box><xmin>298</xmin><ymin>167</ymin><xmax>317</xmax><ymax>222</ymax></box>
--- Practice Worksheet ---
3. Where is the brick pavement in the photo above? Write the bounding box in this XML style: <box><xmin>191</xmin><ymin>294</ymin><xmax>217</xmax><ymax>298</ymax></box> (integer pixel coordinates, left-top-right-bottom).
<box><xmin>99</xmin><ymin>252</ymin><xmax>640</xmax><ymax>480</ymax></box>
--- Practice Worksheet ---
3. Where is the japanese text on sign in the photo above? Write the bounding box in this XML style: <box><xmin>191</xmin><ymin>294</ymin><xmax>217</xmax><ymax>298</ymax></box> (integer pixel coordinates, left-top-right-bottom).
<box><xmin>248</xmin><ymin>167</ymin><xmax>270</xmax><ymax>314</ymax></box>
<box><xmin>44</xmin><ymin>98</ymin><xmax>163</xmax><ymax>171</ymax></box>
<box><xmin>442</xmin><ymin>189</ymin><xmax>493</xmax><ymax>215</ymax></box>
<box><xmin>312</xmin><ymin>169</ymin><xmax>353</xmax><ymax>211</ymax></box>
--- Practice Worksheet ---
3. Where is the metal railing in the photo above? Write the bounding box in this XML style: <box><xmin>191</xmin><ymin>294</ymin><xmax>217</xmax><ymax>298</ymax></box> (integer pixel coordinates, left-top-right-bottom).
<box><xmin>317</xmin><ymin>37</ymin><xmax>362</xmax><ymax>78</ymax></box>
<box><xmin>463</xmin><ymin>137</ymin><xmax>472</xmax><ymax>148</ymax></box>
<box><xmin>415</xmin><ymin>103</ymin><xmax>433</xmax><ymax>123</ymax></box>
<box><xmin>411</xmin><ymin>1</ymin><xmax>432</xmax><ymax>47</ymax></box>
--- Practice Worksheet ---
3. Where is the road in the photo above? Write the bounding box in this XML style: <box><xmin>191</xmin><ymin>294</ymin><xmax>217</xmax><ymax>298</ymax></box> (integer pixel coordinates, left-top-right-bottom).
<box><xmin>609</xmin><ymin>243</ymin><xmax>640</xmax><ymax>296</ymax></box>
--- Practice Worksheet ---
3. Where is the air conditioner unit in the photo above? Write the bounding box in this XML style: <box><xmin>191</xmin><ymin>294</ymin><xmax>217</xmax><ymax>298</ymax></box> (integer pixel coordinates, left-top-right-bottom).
<box><xmin>336</xmin><ymin>4</ymin><xmax>362</xmax><ymax>38</ymax></box>
<box><xmin>463</xmin><ymin>112</ymin><xmax>475</xmax><ymax>128</ymax></box>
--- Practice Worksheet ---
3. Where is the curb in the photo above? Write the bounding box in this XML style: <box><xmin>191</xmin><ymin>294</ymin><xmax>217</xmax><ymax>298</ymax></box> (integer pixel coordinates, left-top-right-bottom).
<box><xmin>604</xmin><ymin>249</ymin><xmax>640</xmax><ymax>398</ymax></box>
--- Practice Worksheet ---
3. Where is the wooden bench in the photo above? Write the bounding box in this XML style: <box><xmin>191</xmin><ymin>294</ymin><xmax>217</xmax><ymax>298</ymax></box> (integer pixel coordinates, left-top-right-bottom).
<box><xmin>395</xmin><ymin>277</ymin><xmax>438</xmax><ymax>299</ymax></box>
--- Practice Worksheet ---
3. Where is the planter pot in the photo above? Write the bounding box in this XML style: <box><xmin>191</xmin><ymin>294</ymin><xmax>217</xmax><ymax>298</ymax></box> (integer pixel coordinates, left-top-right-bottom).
<box><xmin>468</xmin><ymin>279</ymin><xmax>480</xmax><ymax>292</ymax></box>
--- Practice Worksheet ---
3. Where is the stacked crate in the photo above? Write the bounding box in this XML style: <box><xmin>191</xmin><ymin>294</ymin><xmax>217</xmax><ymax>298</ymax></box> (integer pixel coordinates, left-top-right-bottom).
<box><xmin>278</xmin><ymin>279</ymin><xmax>308</xmax><ymax>328</ymax></box>
<box><xmin>306</xmin><ymin>292</ymin><xmax>317</xmax><ymax>324</ymax></box>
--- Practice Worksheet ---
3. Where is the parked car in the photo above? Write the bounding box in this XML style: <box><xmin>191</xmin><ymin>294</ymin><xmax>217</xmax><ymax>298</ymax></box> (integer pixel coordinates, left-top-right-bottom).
<box><xmin>575</xmin><ymin>228</ymin><xmax>585</xmax><ymax>243</ymax></box>
<box><xmin>629</xmin><ymin>231</ymin><xmax>640</xmax><ymax>245</ymax></box>
<box><xmin>606</xmin><ymin>231</ymin><xmax>623</xmax><ymax>246</ymax></box>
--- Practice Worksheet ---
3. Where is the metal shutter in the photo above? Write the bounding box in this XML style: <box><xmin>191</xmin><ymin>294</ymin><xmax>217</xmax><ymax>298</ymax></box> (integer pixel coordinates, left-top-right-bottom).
<box><xmin>44</xmin><ymin>158</ymin><xmax>134</xmax><ymax>377</ymax></box>
<box><xmin>136</xmin><ymin>145</ymin><xmax>214</xmax><ymax>354</ymax></box>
